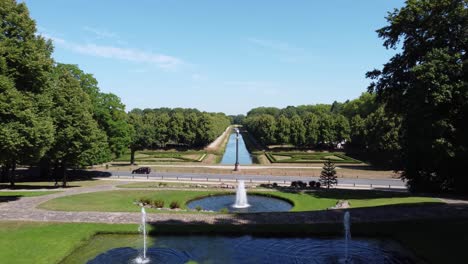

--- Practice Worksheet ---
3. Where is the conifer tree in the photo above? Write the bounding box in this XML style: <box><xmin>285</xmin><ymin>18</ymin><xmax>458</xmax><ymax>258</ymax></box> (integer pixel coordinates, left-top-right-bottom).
<box><xmin>320</xmin><ymin>159</ymin><xmax>337</xmax><ymax>189</ymax></box>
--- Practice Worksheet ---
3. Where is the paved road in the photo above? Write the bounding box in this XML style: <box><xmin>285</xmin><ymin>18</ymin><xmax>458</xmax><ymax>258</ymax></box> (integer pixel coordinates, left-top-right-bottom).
<box><xmin>108</xmin><ymin>171</ymin><xmax>406</xmax><ymax>188</ymax></box>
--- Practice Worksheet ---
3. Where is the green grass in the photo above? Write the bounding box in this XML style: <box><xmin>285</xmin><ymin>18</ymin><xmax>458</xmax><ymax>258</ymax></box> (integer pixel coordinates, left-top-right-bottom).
<box><xmin>0</xmin><ymin>222</ymin><xmax>137</xmax><ymax>264</ymax></box>
<box><xmin>1</xmin><ymin>219</ymin><xmax>467</xmax><ymax>264</ymax></box>
<box><xmin>114</xmin><ymin>150</ymin><xmax>207</xmax><ymax>163</ymax></box>
<box><xmin>0</xmin><ymin>191</ymin><xmax>60</xmax><ymax>197</ymax></box>
<box><xmin>38</xmin><ymin>190</ymin><xmax>223</xmax><ymax>212</ymax></box>
<box><xmin>117</xmin><ymin>181</ymin><xmax>204</xmax><ymax>188</ymax></box>
<box><xmin>265</xmin><ymin>151</ymin><xmax>361</xmax><ymax>164</ymax></box>
<box><xmin>38</xmin><ymin>189</ymin><xmax>440</xmax><ymax>213</ymax></box>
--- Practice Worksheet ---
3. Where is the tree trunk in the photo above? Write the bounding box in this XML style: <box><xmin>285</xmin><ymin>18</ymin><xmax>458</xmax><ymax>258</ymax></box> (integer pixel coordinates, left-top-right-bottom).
<box><xmin>61</xmin><ymin>163</ymin><xmax>67</xmax><ymax>188</ymax></box>
<box><xmin>9</xmin><ymin>162</ymin><xmax>16</xmax><ymax>187</ymax></box>
<box><xmin>39</xmin><ymin>159</ymin><xmax>50</xmax><ymax>179</ymax></box>
<box><xmin>130</xmin><ymin>149</ymin><xmax>136</xmax><ymax>165</ymax></box>
<box><xmin>53</xmin><ymin>162</ymin><xmax>59</xmax><ymax>186</ymax></box>
<box><xmin>1</xmin><ymin>164</ymin><xmax>9</xmax><ymax>183</ymax></box>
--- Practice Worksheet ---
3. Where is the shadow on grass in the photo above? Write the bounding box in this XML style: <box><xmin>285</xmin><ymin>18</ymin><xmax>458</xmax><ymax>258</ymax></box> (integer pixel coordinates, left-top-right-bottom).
<box><xmin>0</xmin><ymin>195</ymin><xmax>21</xmax><ymax>203</ymax></box>
<box><xmin>261</xmin><ymin>185</ymin><xmax>431</xmax><ymax>199</ymax></box>
<box><xmin>0</xmin><ymin>184</ymin><xmax>63</xmax><ymax>190</ymax></box>
<box><xmin>0</xmin><ymin>169</ymin><xmax>112</xmax><ymax>190</ymax></box>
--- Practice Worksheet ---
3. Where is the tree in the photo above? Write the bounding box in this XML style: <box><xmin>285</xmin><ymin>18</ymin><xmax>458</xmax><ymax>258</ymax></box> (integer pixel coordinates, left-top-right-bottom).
<box><xmin>367</xmin><ymin>0</ymin><xmax>467</xmax><ymax>192</ymax></box>
<box><xmin>320</xmin><ymin>159</ymin><xmax>338</xmax><ymax>189</ymax></box>
<box><xmin>128</xmin><ymin>109</ymin><xmax>155</xmax><ymax>164</ymax></box>
<box><xmin>56</xmin><ymin>64</ymin><xmax>131</xmax><ymax>159</ymax></box>
<box><xmin>303</xmin><ymin>113</ymin><xmax>319</xmax><ymax>147</ymax></box>
<box><xmin>333</xmin><ymin>114</ymin><xmax>351</xmax><ymax>145</ymax></box>
<box><xmin>317</xmin><ymin>113</ymin><xmax>335</xmax><ymax>148</ymax></box>
<box><xmin>289</xmin><ymin>115</ymin><xmax>306</xmax><ymax>146</ymax></box>
<box><xmin>45</xmin><ymin>66</ymin><xmax>104</xmax><ymax>187</ymax></box>
<box><xmin>0</xmin><ymin>0</ymin><xmax>55</xmax><ymax>185</ymax></box>
<box><xmin>275</xmin><ymin>115</ymin><xmax>291</xmax><ymax>144</ymax></box>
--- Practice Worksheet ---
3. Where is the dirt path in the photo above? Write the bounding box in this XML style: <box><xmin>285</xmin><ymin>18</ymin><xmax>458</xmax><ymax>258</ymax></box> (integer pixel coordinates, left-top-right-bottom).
<box><xmin>205</xmin><ymin>126</ymin><xmax>231</xmax><ymax>151</ymax></box>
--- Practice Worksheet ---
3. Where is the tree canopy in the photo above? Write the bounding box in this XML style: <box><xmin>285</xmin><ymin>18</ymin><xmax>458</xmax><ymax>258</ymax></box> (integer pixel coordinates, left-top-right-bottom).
<box><xmin>367</xmin><ymin>0</ymin><xmax>468</xmax><ymax>192</ymax></box>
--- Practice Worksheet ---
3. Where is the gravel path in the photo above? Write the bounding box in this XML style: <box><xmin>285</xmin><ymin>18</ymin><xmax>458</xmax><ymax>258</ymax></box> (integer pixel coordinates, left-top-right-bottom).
<box><xmin>1</xmin><ymin>181</ymin><xmax>467</xmax><ymax>225</ymax></box>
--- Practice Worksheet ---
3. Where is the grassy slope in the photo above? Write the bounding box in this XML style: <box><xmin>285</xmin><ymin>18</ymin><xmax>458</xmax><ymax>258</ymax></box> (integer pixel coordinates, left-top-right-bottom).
<box><xmin>1</xmin><ymin>219</ymin><xmax>467</xmax><ymax>264</ymax></box>
<box><xmin>0</xmin><ymin>222</ymin><xmax>136</xmax><ymax>264</ymax></box>
<box><xmin>38</xmin><ymin>189</ymin><xmax>439</xmax><ymax>213</ymax></box>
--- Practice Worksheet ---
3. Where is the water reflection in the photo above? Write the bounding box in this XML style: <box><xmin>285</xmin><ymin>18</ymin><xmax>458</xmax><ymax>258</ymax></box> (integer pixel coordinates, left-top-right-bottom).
<box><xmin>220</xmin><ymin>132</ymin><xmax>253</xmax><ymax>165</ymax></box>
<box><xmin>86</xmin><ymin>235</ymin><xmax>421</xmax><ymax>264</ymax></box>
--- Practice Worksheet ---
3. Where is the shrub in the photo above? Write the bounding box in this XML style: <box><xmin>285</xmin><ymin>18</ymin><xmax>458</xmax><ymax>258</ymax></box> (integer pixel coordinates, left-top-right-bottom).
<box><xmin>139</xmin><ymin>197</ymin><xmax>151</xmax><ymax>205</ymax></box>
<box><xmin>309</xmin><ymin>181</ymin><xmax>316</xmax><ymax>188</ymax></box>
<box><xmin>299</xmin><ymin>181</ymin><xmax>307</xmax><ymax>188</ymax></box>
<box><xmin>219</xmin><ymin>207</ymin><xmax>229</xmax><ymax>214</ymax></box>
<box><xmin>290</xmin><ymin>181</ymin><xmax>298</xmax><ymax>188</ymax></box>
<box><xmin>152</xmin><ymin>199</ymin><xmax>164</xmax><ymax>208</ymax></box>
<box><xmin>195</xmin><ymin>206</ymin><xmax>203</xmax><ymax>211</ymax></box>
<box><xmin>158</xmin><ymin>182</ymin><xmax>168</xmax><ymax>187</ymax></box>
<box><xmin>272</xmin><ymin>182</ymin><xmax>278</xmax><ymax>187</ymax></box>
<box><xmin>315</xmin><ymin>182</ymin><xmax>321</xmax><ymax>188</ymax></box>
<box><xmin>170</xmin><ymin>201</ymin><xmax>180</xmax><ymax>209</ymax></box>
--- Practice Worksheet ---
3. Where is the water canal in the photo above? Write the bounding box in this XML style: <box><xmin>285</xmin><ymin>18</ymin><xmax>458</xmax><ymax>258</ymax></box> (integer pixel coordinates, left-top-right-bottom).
<box><xmin>220</xmin><ymin>131</ymin><xmax>253</xmax><ymax>165</ymax></box>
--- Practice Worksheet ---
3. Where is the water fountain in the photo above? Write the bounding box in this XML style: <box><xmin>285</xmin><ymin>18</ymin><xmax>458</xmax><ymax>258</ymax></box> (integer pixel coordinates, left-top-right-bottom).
<box><xmin>232</xmin><ymin>180</ymin><xmax>250</xmax><ymax>208</ymax></box>
<box><xmin>135</xmin><ymin>207</ymin><xmax>150</xmax><ymax>264</ymax></box>
<box><xmin>343</xmin><ymin>211</ymin><xmax>351</xmax><ymax>263</ymax></box>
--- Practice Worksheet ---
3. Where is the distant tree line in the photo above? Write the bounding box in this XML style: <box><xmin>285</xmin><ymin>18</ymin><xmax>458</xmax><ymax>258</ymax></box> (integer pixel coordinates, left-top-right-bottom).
<box><xmin>242</xmin><ymin>93</ymin><xmax>401</xmax><ymax>168</ymax></box>
<box><xmin>128</xmin><ymin>108</ymin><xmax>231</xmax><ymax>164</ymax></box>
<box><xmin>243</xmin><ymin>105</ymin><xmax>351</xmax><ymax>149</ymax></box>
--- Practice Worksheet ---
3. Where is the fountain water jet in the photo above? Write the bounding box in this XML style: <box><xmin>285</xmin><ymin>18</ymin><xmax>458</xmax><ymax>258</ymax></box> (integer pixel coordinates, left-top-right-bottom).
<box><xmin>135</xmin><ymin>207</ymin><xmax>150</xmax><ymax>264</ymax></box>
<box><xmin>232</xmin><ymin>180</ymin><xmax>250</xmax><ymax>208</ymax></box>
<box><xmin>344</xmin><ymin>211</ymin><xmax>351</xmax><ymax>263</ymax></box>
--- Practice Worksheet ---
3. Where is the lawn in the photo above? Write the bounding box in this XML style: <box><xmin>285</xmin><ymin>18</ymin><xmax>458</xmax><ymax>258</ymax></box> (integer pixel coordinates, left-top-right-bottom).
<box><xmin>38</xmin><ymin>189</ymin><xmax>440</xmax><ymax>213</ymax></box>
<box><xmin>265</xmin><ymin>151</ymin><xmax>361</xmax><ymax>164</ymax></box>
<box><xmin>116</xmin><ymin>181</ymin><xmax>195</xmax><ymax>188</ymax></box>
<box><xmin>113</xmin><ymin>150</ymin><xmax>207</xmax><ymax>163</ymax></box>
<box><xmin>1</xmin><ymin>219</ymin><xmax>467</xmax><ymax>264</ymax></box>
<box><xmin>0</xmin><ymin>222</ymin><xmax>137</xmax><ymax>264</ymax></box>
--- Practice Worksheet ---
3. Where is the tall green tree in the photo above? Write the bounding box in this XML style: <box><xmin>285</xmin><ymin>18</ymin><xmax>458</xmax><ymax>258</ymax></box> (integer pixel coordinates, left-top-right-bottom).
<box><xmin>46</xmin><ymin>67</ymin><xmax>105</xmax><ymax>187</ymax></box>
<box><xmin>303</xmin><ymin>113</ymin><xmax>319</xmax><ymax>147</ymax></box>
<box><xmin>0</xmin><ymin>0</ymin><xmax>55</xmax><ymax>185</ymax></box>
<box><xmin>56</xmin><ymin>64</ymin><xmax>131</xmax><ymax>159</ymax></box>
<box><xmin>367</xmin><ymin>0</ymin><xmax>467</xmax><ymax>192</ymax></box>
<box><xmin>289</xmin><ymin>115</ymin><xmax>306</xmax><ymax>146</ymax></box>
<box><xmin>275</xmin><ymin>115</ymin><xmax>291</xmax><ymax>144</ymax></box>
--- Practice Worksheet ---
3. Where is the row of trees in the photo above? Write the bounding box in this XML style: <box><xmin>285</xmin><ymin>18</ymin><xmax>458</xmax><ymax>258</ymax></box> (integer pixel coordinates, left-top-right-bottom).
<box><xmin>128</xmin><ymin>108</ymin><xmax>231</xmax><ymax>164</ymax></box>
<box><xmin>242</xmin><ymin>93</ymin><xmax>403</xmax><ymax>168</ymax></box>
<box><xmin>243</xmin><ymin>110</ymin><xmax>350</xmax><ymax>148</ymax></box>
<box><xmin>0</xmin><ymin>0</ymin><xmax>133</xmax><ymax>186</ymax></box>
<box><xmin>0</xmin><ymin>0</ymin><xmax>229</xmax><ymax>186</ymax></box>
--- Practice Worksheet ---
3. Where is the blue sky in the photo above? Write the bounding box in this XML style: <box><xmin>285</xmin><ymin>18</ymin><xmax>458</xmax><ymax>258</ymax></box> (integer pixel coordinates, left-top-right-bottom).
<box><xmin>24</xmin><ymin>0</ymin><xmax>405</xmax><ymax>115</ymax></box>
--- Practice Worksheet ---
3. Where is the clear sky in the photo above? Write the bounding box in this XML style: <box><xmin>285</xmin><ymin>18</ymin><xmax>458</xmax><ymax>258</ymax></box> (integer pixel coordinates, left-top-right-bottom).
<box><xmin>23</xmin><ymin>0</ymin><xmax>405</xmax><ymax>115</ymax></box>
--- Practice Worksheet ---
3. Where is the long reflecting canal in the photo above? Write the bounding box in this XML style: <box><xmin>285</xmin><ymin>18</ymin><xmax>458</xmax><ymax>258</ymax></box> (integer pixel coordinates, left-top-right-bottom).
<box><xmin>220</xmin><ymin>131</ymin><xmax>253</xmax><ymax>165</ymax></box>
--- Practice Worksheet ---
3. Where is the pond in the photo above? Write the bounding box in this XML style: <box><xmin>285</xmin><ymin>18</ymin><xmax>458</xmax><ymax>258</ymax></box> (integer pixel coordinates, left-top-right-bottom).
<box><xmin>186</xmin><ymin>194</ymin><xmax>293</xmax><ymax>213</ymax></box>
<box><xmin>62</xmin><ymin>234</ymin><xmax>421</xmax><ymax>264</ymax></box>
<box><xmin>220</xmin><ymin>132</ymin><xmax>253</xmax><ymax>165</ymax></box>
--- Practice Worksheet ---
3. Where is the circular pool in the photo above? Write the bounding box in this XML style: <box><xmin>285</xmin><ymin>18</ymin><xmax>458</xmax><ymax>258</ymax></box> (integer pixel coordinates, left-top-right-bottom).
<box><xmin>186</xmin><ymin>194</ymin><xmax>293</xmax><ymax>213</ymax></box>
